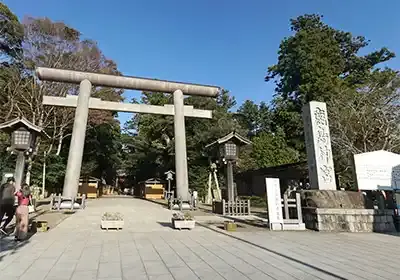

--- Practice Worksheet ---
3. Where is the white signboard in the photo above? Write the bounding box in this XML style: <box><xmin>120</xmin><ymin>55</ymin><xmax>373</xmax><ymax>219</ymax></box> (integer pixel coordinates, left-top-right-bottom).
<box><xmin>354</xmin><ymin>150</ymin><xmax>400</xmax><ymax>191</ymax></box>
<box><xmin>266</xmin><ymin>178</ymin><xmax>283</xmax><ymax>229</ymax></box>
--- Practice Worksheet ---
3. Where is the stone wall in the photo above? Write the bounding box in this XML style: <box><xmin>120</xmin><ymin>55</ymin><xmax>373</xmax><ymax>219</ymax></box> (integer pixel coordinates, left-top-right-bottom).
<box><xmin>299</xmin><ymin>190</ymin><xmax>372</xmax><ymax>209</ymax></box>
<box><xmin>303</xmin><ymin>208</ymin><xmax>396</xmax><ymax>232</ymax></box>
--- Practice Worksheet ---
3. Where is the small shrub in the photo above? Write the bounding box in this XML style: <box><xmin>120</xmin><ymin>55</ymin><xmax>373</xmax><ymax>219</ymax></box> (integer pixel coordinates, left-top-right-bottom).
<box><xmin>102</xmin><ymin>212</ymin><xmax>123</xmax><ymax>221</ymax></box>
<box><xmin>172</xmin><ymin>211</ymin><xmax>193</xmax><ymax>220</ymax></box>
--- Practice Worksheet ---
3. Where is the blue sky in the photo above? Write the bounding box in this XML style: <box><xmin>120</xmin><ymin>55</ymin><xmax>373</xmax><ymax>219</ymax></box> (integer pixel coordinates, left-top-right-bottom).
<box><xmin>4</xmin><ymin>0</ymin><xmax>400</xmax><ymax>126</ymax></box>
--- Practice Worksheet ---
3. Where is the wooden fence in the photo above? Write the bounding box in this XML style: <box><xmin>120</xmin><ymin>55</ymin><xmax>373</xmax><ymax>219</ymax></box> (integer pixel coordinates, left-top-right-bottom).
<box><xmin>282</xmin><ymin>193</ymin><xmax>303</xmax><ymax>223</ymax></box>
<box><xmin>213</xmin><ymin>199</ymin><xmax>251</xmax><ymax>216</ymax></box>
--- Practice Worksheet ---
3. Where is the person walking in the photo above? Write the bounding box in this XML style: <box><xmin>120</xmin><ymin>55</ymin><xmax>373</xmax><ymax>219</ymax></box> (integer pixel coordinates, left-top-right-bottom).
<box><xmin>14</xmin><ymin>183</ymin><xmax>31</xmax><ymax>241</ymax></box>
<box><xmin>192</xmin><ymin>190</ymin><xmax>198</xmax><ymax>209</ymax></box>
<box><xmin>0</xmin><ymin>177</ymin><xmax>16</xmax><ymax>235</ymax></box>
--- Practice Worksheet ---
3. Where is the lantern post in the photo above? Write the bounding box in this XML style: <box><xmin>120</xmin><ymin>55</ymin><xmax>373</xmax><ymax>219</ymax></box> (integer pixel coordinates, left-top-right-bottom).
<box><xmin>205</xmin><ymin>131</ymin><xmax>251</xmax><ymax>202</ymax></box>
<box><xmin>0</xmin><ymin>118</ymin><xmax>44</xmax><ymax>191</ymax></box>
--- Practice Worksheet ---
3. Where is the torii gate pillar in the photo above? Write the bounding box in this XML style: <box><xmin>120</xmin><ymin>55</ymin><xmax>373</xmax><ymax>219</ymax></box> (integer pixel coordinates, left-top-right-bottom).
<box><xmin>173</xmin><ymin>89</ymin><xmax>189</xmax><ymax>201</ymax></box>
<box><xmin>63</xmin><ymin>79</ymin><xmax>91</xmax><ymax>198</ymax></box>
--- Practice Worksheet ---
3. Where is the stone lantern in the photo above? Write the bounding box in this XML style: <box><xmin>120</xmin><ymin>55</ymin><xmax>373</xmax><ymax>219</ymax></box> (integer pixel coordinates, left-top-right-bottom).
<box><xmin>219</xmin><ymin>142</ymin><xmax>238</xmax><ymax>161</ymax></box>
<box><xmin>206</xmin><ymin>131</ymin><xmax>251</xmax><ymax>202</ymax></box>
<box><xmin>0</xmin><ymin>117</ymin><xmax>44</xmax><ymax>190</ymax></box>
<box><xmin>164</xmin><ymin>170</ymin><xmax>175</xmax><ymax>202</ymax></box>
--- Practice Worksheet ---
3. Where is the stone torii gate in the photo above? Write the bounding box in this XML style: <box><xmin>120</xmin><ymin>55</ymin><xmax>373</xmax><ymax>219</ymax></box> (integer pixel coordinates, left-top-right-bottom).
<box><xmin>36</xmin><ymin>67</ymin><xmax>220</xmax><ymax>203</ymax></box>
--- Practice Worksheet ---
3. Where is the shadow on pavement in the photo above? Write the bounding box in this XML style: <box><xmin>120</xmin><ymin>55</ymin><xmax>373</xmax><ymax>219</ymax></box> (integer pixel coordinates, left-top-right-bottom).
<box><xmin>157</xmin><ymin>222</ymin><xmax>174</xmax><ymax>229</ymax></box>
<box><xmin>101</xmin><ymin>195</ymin><xmax>135</xmax><ymax>199</ymax></box>
<box><xmin>198</xmin><ymin>223</ymin><xmax>348</xmax><ymax>280</ymax></box>
<box><xmin>145</xmin><ymin>199</ymin><xmax>169</xmax><ymax>209</ymax></box>
<box><xmin>147</xmin><ymin>200</ymin><xmax>270</xmax><ymax>230</ymax></box>
<box><xmin>374</xmin><ymin>231</ymin><xmax>400</xmax><ymax>237</ymax></box>
<box><xmin>0</xmin><ymin>227</ymin><xmax>36</xmax><ymax>263</ymax></box>
<box><xmin>0</xmin><ymin>208</ymin><xmax>52</xmax><ymax>263</ymax></box>
<box><xmin>0</xmin><ymin>237</ymin><xmax>30</xmax><ymax>263</ymax></box>
<box><xmin>223</xmin><ymin>216</ymin><xmax>268</xmax><ymax>229</ymax></box>
<box><xmin>35</xmin><ymin>200</ymin><xmax>50</xmax><ymax>208</ymax></box>
<box><xmin>196</xmin><ymin>206</ymin><xmax>268</xmax><ymax>229</ymax></box>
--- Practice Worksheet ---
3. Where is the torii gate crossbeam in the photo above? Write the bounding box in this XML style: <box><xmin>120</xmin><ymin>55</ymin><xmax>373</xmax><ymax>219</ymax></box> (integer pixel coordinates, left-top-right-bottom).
<box><xmin>43</xmin><ymin>96</ymin><xmax>212</xmax><ymax>118</ymax></box>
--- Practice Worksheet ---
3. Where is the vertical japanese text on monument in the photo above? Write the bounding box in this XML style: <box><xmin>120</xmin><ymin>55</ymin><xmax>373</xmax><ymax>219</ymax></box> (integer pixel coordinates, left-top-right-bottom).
<box><xmin>266</xmin><ymin>178</ymin><xmax>283</xmax><ymax>225</ymax></box>
<box><xmin>304</xmin><ymin>111</ymin><xmax>316</xmax><ymax>175</ymax></box>
<box><xmin>314</xmin><ymin>106</ymin><xmax>333</xmax><ymax>184</ymax></box>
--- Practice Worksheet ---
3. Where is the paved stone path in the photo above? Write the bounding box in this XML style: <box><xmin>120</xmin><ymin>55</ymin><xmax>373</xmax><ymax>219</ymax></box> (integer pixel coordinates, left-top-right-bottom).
<box><xmin>1</xmin><ymin>197</ymin><xmax>399</xmax><ymax>280</ymax></box>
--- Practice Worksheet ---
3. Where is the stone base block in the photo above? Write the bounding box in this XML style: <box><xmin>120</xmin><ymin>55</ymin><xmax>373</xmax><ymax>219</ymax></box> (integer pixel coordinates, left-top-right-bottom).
<box><xmin>55</xmin><ymin>200</ymin><xmax>81</xmax><ymax>209</ymax></box>
<box><xmin>299</xmin><ymin>190</ymin><xmax>372</xmax><ymax>209</ymax></box>
<box><xmin>270</xmin><ymin>223</ymin><xmax>283</xmax><ymax>231</ymax></box>
<box><xmin>171</xmin><ymin>218</ymin><xmax>195</xmax><ymax>230</ymax></box>
<box><xmin>303</xmin><ymin>208</ymin><xmax>396</xmax><ymax>233</ymax></box>
<box><xmin>269</xmin><ymin>222</ymin><xmax>306</xmax><ymax>231</ymax></box>
<box><xmin>283</xmin><ymin>223</ymin><xmax>306</xmax><ymax>231</ymax></box>
<box><xmin>101</xmin><ymin>220</ymin><xmax>124</xmax><ymax>230</ymax></box>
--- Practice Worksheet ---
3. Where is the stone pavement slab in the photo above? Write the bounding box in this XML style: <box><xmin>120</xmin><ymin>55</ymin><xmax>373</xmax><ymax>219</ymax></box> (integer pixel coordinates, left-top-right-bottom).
<box><xmin>0</xmin><ymin>197</ymin><xmax>399</xmax><ymax>280</ymax></box>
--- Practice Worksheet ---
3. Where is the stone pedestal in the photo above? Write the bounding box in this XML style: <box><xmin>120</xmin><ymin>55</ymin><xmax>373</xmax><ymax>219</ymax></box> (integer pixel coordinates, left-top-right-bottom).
<box><xmin>303</xmin><ymin>208</ymin><xmax>396</xmax><ymax>232</ymax></box>
<box><xmin>171</xmin><ymin>218</ymin><xmax>195</xmax><ymax>230</ymax></box>
<box><xmin>300</xmin><ymin>190</ymin><xmax>396</xmax><ymax>232</ymax></box>
<box><xmin>300</xmin><ymin>190</ymin><xmax>371</xmax><ymax>209</ymax></box>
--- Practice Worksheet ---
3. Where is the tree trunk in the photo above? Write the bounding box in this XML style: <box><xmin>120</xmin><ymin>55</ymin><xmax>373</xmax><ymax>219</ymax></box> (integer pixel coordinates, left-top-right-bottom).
<box><xmin>25</xmin><ymin>156</ymin><xmax>32</xmax><ymax>186</ymax></box>
<box><xmin>26</xmin><ymin>111</ymin><xmax>45</xmax><ymax>186</ymax></box>
<box><xmin>47</xmin><ymin>142</ymin><xmax>53</xmax><ymax>154</ymax></box>
<box><xmin>56</xmin><ymin>133</ymin><xmax>63</xmax><ymax>156</ymax></box>
<box><xmin>26</xmin><ymin>138</ymin><xmax>42</xmax><ymax>186</ymax></box>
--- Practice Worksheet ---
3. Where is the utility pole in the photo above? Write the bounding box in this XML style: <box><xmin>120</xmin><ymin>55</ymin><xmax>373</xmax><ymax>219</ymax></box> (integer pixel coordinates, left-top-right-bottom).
<box><xmin>42</xmin><ymin>150</ymin><xmax>47</xmax><ymax>198</ymax></box>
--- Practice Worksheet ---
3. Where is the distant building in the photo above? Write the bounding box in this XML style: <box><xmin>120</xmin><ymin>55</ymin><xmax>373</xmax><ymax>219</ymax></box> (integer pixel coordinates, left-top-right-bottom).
<box><xmin>235</xmin><ymin>161</ymin><xmax>309</xmax><ymax>197</ymax></box>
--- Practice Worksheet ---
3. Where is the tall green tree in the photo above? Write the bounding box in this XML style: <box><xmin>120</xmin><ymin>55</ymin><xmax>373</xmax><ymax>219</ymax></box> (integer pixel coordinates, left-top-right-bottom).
<box><xmin>0</xmin><ymin>3</ymin><xmax>24</xmax><ymax>64</ymax></box>
<box><xmin>0</xmin><ymin>10</ymin><xmax>124</xmax><ymax>190</ymax></box>
<box><xmin>329</xmin><ymin>70</ymin><xmax>400</xmax><ymax>188</ymax></box>
<box><xmin>0</xmin><ymin>132</ymin><xmax>13</xmax><ymax>177</ymax></box>
<box><xmin>265</xmin><ymin>14</ymin><xmax>397</xmax><ymax>188</ymax></box>
<box><xmin>20</xmin><ymin>17</ymin><xmax>123</xmax><ymax>155</ymax></box>
<box><xmin>266</xmin><ymin>14</ymin><xmax>395</xmax><ymax>154</ymax></box>
<box><xmin>30</xmin><ymin>153</ymin><xmax>66</xmax><ymax>194</ymax></box>
<box><xmin>184</xmin><ymin>91</ymin><xmax>243</xmax><ymax>193</ymax></box>
<box><xmin>266</xmin><ymin>14</ymin><xmax>394</xmax><ymax>105</ymax></box>
<box><xmin>234</xmin><ymin>100</ymin><xmax>301</xmax><ymax>171</ymax></box>
<box><xmin>124</xmin><ymin>92</ymin><xmax>174</xmax><ymax>181</ymax></box>
<box><xmin>235</xmin><ymin>100</ymin><xmax>271</xmax><ymax>136</ymax></box>
<box><xmin>124</xmin><ymin>90</ymin><xmax>243</xmax><ymax>195</ymax></box>
<box><xmin>81</xmin><ymin>121</ymin><xmax>122</xmax><ymax>184</ymax></box>
<box><xmin>251</xmin><ymin>129</ymin><xmax>300</xmax><ymax>168</ymax></box>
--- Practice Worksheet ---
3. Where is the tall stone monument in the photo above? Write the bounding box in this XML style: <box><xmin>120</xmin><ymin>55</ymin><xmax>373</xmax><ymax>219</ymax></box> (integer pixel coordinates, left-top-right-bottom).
<box><xmin>300</xmin><ymin>102</ymin><xmax>397</xmax><ymax>233</ymax></box>
<box><xmin>302</xmin><ymin>101</ymin><xmax>336</xmax><ymax>190</ymax></box>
